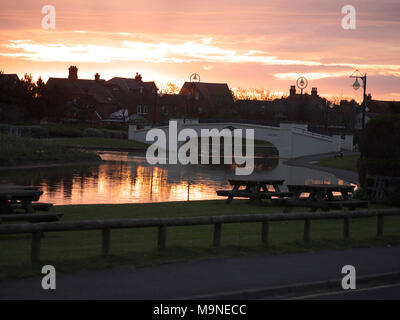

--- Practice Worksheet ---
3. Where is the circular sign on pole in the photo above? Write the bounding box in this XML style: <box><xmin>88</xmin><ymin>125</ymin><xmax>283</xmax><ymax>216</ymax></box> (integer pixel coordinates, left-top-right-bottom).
<box><xmin>190</xmin><ymin>73</ymin><xmax>200</xmax><ymax>83</ymax></box>
<box><xmin>296</xmin><ymin>77</ymin><xmax>308</xmax><ymax>90</ymax></box>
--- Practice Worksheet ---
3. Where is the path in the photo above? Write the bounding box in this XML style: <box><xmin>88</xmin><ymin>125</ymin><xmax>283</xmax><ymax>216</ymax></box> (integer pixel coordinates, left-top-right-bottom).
<box><xmin>285</xmin><ymin>151</ymin><xmax>359</xmax><ymax>184</ymax></box>
<box><xmin>1</xmin><ymin>246</ymin><xmax>399</xmax><ymax>299</ymax></box>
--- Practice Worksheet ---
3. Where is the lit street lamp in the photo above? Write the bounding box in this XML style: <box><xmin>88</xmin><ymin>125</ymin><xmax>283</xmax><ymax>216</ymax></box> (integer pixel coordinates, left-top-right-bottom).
<box><xmin>350</xmin><ymin>70</ymin><xmax>367</xmax><ymax>129</ymax></box>
<box><xmin>189</xmin><ymin>73</ymin><xmax>200</xmax><ymax>117</ymax></box>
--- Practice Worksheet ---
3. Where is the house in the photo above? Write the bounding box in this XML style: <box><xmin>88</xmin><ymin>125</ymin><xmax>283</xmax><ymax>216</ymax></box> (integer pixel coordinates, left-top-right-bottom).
<box><xmin>0</xmin><ymin>73</ymin><xmax>19</xmax><ymax>84</ymax></box>
<box><xmin>354</xmin><ymin>94</ymin><xmax>400</xmax><ymax>129</ymax></box>
<box><xmin>158</xmin><ymin>94</ymin><xmax>187</xmax><ymax>123</ymax></box>
<box><xmin>179</xmin><ymin>82</ymin><xmax>234</xmax><ymax>118</ymax></box>
<box><xmin>106</xmin><ymin>73</ymin><xmax>158</xmax><ymax>123</ymax></box>
<box><xmin>236</xmin><ymin>99</ymin><xmax>274</xmax><ymax>121</ymax></box>
<box><xmin>46</xmin><ymin>66</ymin><xmax>120</xmax><ymax>121</ymax></box>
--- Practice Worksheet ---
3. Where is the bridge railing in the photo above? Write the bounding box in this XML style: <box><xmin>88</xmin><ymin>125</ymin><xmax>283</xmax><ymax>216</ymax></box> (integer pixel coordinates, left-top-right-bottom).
<box><xmin>1</xmin><ymin>208</ymin><xmax>398</xmax><ymax>264</ymax></box>
<box><xmin>292</xmin><ymin>127</ymin><xmax>333</xmax><ymax>140</ymax></box>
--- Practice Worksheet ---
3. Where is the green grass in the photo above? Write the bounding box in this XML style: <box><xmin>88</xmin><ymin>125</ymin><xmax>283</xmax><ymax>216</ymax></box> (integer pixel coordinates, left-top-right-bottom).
<box><xmin>46</xmin><ymin>137</ymin><xmax>148</xmax><ymax>150</ymax></box>
<box><xmin>0</xmin><ymin>135</ymin><xmax>100</xmax><ymax>165</ymax></box>
<box><xmin>317</xmin><ymin>155</ymin><xmax>359</xmax><ymax>172</ymax></box>
<box><xmin>1</xmin><ymin>200</ymin><xmax>399</xmax><ymax>280</ymax></box>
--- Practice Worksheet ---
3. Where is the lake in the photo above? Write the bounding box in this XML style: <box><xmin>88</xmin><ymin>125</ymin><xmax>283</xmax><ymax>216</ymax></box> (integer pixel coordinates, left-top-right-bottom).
<box><xmin>0</xmin><ymin>150</ymin><xmax>355</xmax><ymax>205</ymax></box>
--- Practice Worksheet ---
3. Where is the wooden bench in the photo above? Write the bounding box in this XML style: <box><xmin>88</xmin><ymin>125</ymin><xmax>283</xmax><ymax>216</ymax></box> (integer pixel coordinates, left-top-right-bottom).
<box><xmin>217</xmin><ymin>179</ymin><xmax>287</xmax><ymax>204</ymax></box>
<box><xmin>10</xmin><ymin>202</ymin><xmax>53</xmax><ymax>212</ymax></box>
<box><xmin>216</xmin><ymin>190</ymin><xmax>293</xmax><ymax>200</ymax></box>
<box><xmin>283</xmin><ymin>199</ymin><xmax>369</xmax><ymax>212</ymax></box>
<box><xmin>0</xmin><ymin>213</ymin><xmax>63</xmax><ymax>223</ymax></box>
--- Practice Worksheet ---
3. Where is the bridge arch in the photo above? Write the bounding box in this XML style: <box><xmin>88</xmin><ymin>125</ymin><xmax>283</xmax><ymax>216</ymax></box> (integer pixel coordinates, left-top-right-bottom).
<box><xmin>128</xmin><ymin>119</ymin><xmax>350</xmax><ymax>159</ymax></box>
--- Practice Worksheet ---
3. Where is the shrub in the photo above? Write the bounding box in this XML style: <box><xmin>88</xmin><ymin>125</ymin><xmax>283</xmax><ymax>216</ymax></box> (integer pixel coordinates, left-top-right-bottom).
<box><xmin>44</xmin><ymin>123</ymin><xmax>83</xmax><ymax>138</ymax></box>
<box><xmin>359</xmin><ymin>114</ymin><xmax>400</xmax><ymax>160</ymax></box>
<box><xmin>358</xmin><ymin>114</ymin><xmax>400</xmax><ymax>204</ymax></box>
<box><xmin>19</xmin><ymin>125</ymin><xmax>49</xmax><ymax>138</ymax></box>
<box><xmin>101</xmin><ymin>129</ymin><xmax>127</xmax><ymax>139</ymax></box>
<box><xmin>0</xmin><ymin>124</ymin><xmax>10</xmax><ymax>134</ymax></box>
<box><xmin>0</xmin><ymin>124</ymin><xmax>48</xmax><ymax>138</ymax></box>
<box><xmin>83</xmin><ymin>128</ymin><xmax>104</xmax><ymax>137</ymax></box>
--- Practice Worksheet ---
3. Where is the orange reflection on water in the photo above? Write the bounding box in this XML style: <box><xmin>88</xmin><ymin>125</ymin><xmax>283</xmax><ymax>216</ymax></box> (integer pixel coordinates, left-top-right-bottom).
<box><xmin>1</xmin><ymin>152</ymin><xmax>357</xmax><ymax>206</ymax></box>
<box><xmin>36</xmin><ymin>157</ymin><xmax>231</xmax><ymax>205</ymax></box>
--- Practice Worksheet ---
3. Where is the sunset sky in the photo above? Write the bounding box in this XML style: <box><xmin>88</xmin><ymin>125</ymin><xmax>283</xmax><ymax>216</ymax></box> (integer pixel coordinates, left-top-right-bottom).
<box><xmin>1</xmin><ymin>0</ymin><xmax>399</xmax><ymax>100</ymax></box>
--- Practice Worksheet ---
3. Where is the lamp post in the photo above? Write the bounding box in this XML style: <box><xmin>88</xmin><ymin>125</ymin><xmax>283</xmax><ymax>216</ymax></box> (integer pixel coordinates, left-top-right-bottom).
<box><xmin>296</xmin><ymin>77</ymin><xmax>308</xmax><ymax>96</ymax></box>
<box><xmin>190</xmin><ymin>73</ymin><xmax>200</xmax><ymax>118</ymax></box>
<box><xmin>153</xmin><ymin>86</ymin><xmax>157</xmax><ymax>125</ymax></box>
<box><xmin>350</xmin><ymin>70</ymin><xmax>367</xmax><ymax>129</ymax></box>
<box><xmin>296</xmin><ymin>77</ymin><xmax>308</xmax><ymax>122</ymax></box>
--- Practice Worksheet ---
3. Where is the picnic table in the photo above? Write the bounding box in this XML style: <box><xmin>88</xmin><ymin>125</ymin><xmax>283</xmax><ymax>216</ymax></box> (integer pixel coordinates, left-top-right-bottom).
<box><xmin>283</xmin><ymin>184</ymin><xmax>368</xmax><ymax>212</ymax></box>
<box><xmin>216</xmin><ymin>179</ymin><xmax>293</xmax><ymax>204</ymax></box>
<box><xmin>0</xmin><ymin>184</ymin><xmax>46</xmax><ymax>214</ymax></box>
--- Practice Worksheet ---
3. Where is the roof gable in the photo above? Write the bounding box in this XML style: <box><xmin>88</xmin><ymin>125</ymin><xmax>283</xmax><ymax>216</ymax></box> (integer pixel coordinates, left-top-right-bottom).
<box><xmin>47</xmin><ymin>78</ymin><xmax>117</xmax><ymax>104</ymax></box>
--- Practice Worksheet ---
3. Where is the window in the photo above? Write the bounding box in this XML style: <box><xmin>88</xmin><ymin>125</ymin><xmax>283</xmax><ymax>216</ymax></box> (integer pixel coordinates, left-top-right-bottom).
<box><xmin>143</xmin><ymin>105</ymin><xmax>148</xmax><ymax>114</ymax></box>
<box><xmin>137</xmin><ymin>105</ymin><xmax>142</xmax><ymax>114</ymax></box>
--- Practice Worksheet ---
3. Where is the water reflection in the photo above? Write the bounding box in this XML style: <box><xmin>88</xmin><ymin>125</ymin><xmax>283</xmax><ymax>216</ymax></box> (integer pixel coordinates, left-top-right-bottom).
<box><xmin>0</xmin><ymin>151</ymin><xmax>354</xmax><ymax>205</ymax></box>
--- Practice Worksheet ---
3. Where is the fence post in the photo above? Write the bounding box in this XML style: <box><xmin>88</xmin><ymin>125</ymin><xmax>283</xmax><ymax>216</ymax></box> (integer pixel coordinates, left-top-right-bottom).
<box><xmin>31</xmin><ymin>231</ymin><xmax>42</xmax><ymax>264</ymax></box>
<box><xmin>261</xmin><ymin>221</ymin><xmax>269</xmax><ymax>244</ymax></box>
<box><xmin>303</xmin><ymin>219</ymin><xmax>311</xmax><ymax>241</ymax></box>
<box><xmin>213</xmin><ymin>223</ymin><xmax>222</xmax><ymax>247</ymax></box>
<box><xmin>343</xmin><ymin>217</ymin><xmax>350</xmax><ymax>239</ymax></box>
<box><xmin>102</xmin><ymin>228</ymin><xmax>111</xmax><ymax>257</ymax></box>
<box><xmin>377</xmin><ymin>215</ymin><xmax>384</xmax><ymax>237</ymax></box>
<box><xmin>158</xmin><ymin>225</ymin><xmax>167</xmax><ymax>250</ymax></box>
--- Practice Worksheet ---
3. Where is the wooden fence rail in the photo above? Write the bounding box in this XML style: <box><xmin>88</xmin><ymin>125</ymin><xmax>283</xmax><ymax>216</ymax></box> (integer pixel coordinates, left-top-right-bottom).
<box><xmin>0</xmin><ymin>208</ymin><xmax>399</xmax><ymax>264</ymax></box>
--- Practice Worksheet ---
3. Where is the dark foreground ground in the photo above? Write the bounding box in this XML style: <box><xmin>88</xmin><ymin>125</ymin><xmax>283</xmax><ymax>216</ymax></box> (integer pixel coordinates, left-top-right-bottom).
<box><xmin>1</xmin><ymin>245</ymin><xmax>399</xmax><ymax>300</ymax></box>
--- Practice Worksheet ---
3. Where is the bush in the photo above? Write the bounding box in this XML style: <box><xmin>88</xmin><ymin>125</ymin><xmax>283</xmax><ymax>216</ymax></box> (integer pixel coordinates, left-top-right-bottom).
<box><xmin>101</xmin><ymin>129</ymin><xmax>127</xmax><ymax>139</ymax></box>
<box><xmin>0</xmin><ymin>124</ymin><xmax>10</xmax><ymax>134</ymax></box>
<box><xmin>44</xmin><ymin>123</ymin><xmax>83</xmax><ymax>138</ymax></box>
<box><xmin>83</xmin><ymin>128</ymin><xmax>104</xmax><ymax>137</ymax></box>
<box><xmin>358</xmin><ymin>114</ymin><xmax>400</xmax><ymax>204</ymax></box>
<box><xmin>20</xmin><ymin>125</ymin><xmax>49</xmax><ymax>138</ymax></box>
<box><xmin>359</xmin><ymin>114</ymin><xmax>400</xmax><ymax>177</ymax></box>
<box><xmin>0</xmin><ymin>124</ymin><xmax>48</xmax><ymax>138</ymax></box>
<box><xmin>359</xmin><ymin>114</ymin><xmax>400</xmax><ymax>159</ymax></box>
<box><xmin>82</xmin><ymin>128</ymin><xmax>127</xmax><ymax>139</ymax></box>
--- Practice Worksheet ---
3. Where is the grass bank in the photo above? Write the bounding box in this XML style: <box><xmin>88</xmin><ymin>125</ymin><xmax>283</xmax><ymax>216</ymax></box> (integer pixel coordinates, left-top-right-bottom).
<box><xmin>0</xmin><ymin>135</ymin><xmax>100</xmax><ymax>166</ymax></box>
<box><xmin>46</xmin><ymin>137</ymin><xmax>148</xmax><ymax>151</ymax></box>
<box><xmin>1</xmin><ymin>200</ymin><xmax>399</xmax><ymax>280</ymax></box>
<box><xmin>316</xmin><ymin>155</ymin><xmax>359</xmax><ymax>172</ymax></box>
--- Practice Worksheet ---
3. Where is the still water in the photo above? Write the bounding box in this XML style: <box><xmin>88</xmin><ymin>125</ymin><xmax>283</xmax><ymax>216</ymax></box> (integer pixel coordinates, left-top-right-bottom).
<box><xmin>0</xmin><ymin>151</ymin><xmax>354</xmax><ymax>205</ymax></box>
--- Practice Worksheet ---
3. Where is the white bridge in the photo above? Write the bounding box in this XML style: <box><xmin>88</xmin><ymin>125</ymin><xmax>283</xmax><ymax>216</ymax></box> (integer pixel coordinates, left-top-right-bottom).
<box><xmin>129</xmin><ymin>119</ymin><xmax>353</xmax><ymax>159</ymax></box>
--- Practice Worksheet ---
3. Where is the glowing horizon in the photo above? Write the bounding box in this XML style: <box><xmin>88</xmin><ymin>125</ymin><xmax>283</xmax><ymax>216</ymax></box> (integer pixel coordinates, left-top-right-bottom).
<box><xmin>1</xmin><ymin>0</ymin><xmax>400</xmax><ymax>101</ymax></box>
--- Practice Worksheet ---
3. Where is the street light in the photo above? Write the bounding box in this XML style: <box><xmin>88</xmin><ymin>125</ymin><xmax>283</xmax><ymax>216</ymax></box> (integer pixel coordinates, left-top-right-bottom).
<box><xmin>296</xmin><ymin>77</ymin><xmax>308</xmax><ymax>95</ymax></box>
<box><xmin>189</xmin><ymin>73</ymin><xmax>200</xmax><ymax>117</ymax></box>
<box><xmin>350</xmin><ymin>70</ymin><xmax>367</xmax><ymax>129</ymax></box>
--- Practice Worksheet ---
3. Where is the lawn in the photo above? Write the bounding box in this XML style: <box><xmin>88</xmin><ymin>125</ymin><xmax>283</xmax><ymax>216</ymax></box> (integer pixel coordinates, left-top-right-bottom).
<box><xmin>1</xmin><ymin>200</ymin><xmax>399</xmax><ymax>280</ymax></box>
<box><xmin>0</xmin><ymin>135</ymin><xmax>100</xmax><ymax>165</ymax></box>
<box><xmin>46</xmin><ymin>137</ymin><xmax>148</xmax><ymax>150</ymax></box>
<box><xmin>316</xmin><ymin>155</ymin><xmax>359</xmax><ymax>172</ymax></box>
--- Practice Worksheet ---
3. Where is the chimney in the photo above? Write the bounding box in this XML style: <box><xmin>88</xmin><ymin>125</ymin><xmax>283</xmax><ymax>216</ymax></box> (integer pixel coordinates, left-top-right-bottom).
<box><xmin>94</xmin><ymin>73</ymin><xmax>100</xmax><ymax>81</ymax></box>
<box><xmin>290</xmin><ymin>85</ymin><xmax>296</xmax><ymax>97</ymax></box>
<box><xmin>311</xmin><ymin>87</ymin><xmax>318</xmax><ymax>96</ymax></box>
<box><xmin>134</xmin><ymin>72</ymin><xmax>142</xmax><ymax>81</ymax></box>
<box><xmin>68</xmin><ymin>66</ymin><xmax>78</xmax><ymax>80</ymax></box>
